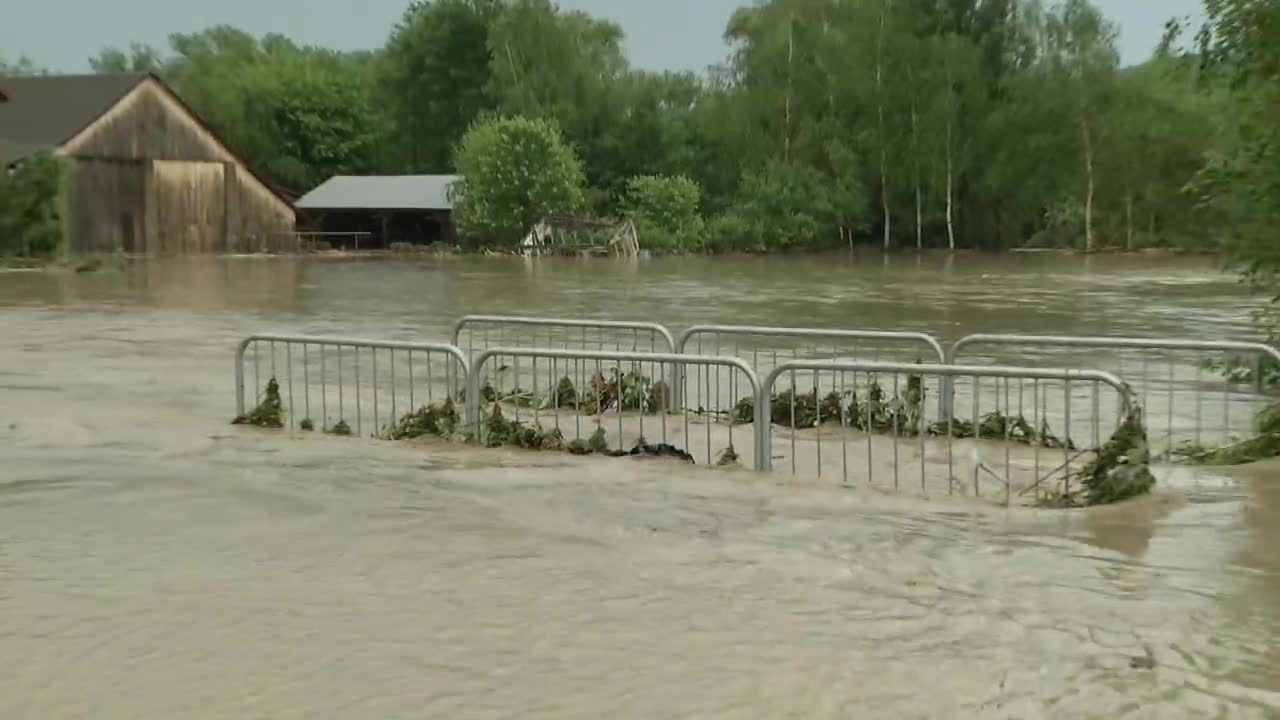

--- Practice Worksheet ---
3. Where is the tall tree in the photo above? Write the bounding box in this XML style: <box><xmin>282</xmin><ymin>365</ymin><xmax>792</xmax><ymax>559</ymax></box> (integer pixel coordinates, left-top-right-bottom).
<box><xmin>380</xmin><ymin>0</ymin><xmax>499</xmax><ymax>172</ymax></box>
<box><xmin>89</xmin><ymin>43</ymin><xmax>163</xmax><ymax>74</ymax></box>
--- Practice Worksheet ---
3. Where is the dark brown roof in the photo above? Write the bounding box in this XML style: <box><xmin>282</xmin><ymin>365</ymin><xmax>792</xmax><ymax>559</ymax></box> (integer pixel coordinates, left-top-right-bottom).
<box><xmin>0</xmin><ymin>73</ymin><xmax>145</xmax><ymax>161</ymax></box>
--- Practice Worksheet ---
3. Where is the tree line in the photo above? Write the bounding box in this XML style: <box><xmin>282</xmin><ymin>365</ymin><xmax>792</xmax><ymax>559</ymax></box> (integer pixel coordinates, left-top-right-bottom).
<box><xmin>0</xmin><ymin>0</ymin><xmax>1272</xmax><ymax>256</ymax></box>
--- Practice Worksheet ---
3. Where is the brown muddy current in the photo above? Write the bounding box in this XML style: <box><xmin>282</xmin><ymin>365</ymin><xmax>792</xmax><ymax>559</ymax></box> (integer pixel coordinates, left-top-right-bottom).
<box><xmin>2</xmin><ymin>253</ymin><xmax>1278</xmax><ymax>718</ymax></box>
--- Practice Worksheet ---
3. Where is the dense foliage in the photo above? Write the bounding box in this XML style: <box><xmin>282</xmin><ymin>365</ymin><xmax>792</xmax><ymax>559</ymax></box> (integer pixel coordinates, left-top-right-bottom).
<box><xmin>0</xmin><ymin>154</ymin><xmax>63</xmax><ymax>258</ymax></box>
<box><xmin>0</xmin><ymin>0</ymin><xmax>1269</xmax><ymax>254</ymax></box>
<box><xmin>451</xmin><ymin>116</ymin><xmax>586</xmax><ymax>245</ymax></box>
<box><xmin>622</xmin><ymin>175</ymin><xmax>705</xmax><ymax>251</ymax></box>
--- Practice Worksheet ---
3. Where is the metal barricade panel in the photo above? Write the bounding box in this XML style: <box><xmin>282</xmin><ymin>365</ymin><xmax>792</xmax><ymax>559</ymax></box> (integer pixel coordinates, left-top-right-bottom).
<box><xmin>950</xmin><ymin>335</ymin><xmax>1280</xmax><ymax>455</ymax></box>
<box><xmin>235</xmin><ymin>335</ymin><xmax>469</xmax><ymax>437</ymax></box>
<box><xmin>673</xmin><ymin>325</ymin><xmax>947</xmax><ymax>414</ymax></box>
<box><xmin>758</xmin><ymin>360</ymin><xmax>1135</xmax><ymax>504</ymax></box>
<box><xmin>467</xmin><ymin>347</ymin><xmax>763</xmax><ymax>469</ymax></box>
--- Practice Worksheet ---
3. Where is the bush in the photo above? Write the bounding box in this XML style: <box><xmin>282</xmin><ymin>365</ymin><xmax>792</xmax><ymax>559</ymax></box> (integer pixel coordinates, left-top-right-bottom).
<box><xmin>0</xmin><ymin>153</ymin><xmax>64</xmax><ymax>258</ymax></box>
<box><xmin>451</xmin><ymin>116</ymin><xmax>587</xmax><ymax>246</ymax></box>
<box><xmin>711</xmin><ymin>160</ymin><xmax>842</xmax><ymax>252</ymax></box>
<box><xmin>623</xmin><ymin>174</ymin><xmax>705</xmax><ymax>252</ymax></box>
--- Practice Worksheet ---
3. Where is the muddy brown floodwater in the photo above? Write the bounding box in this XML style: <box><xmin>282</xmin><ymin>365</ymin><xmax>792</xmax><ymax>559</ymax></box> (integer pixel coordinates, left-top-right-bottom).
<box><xmin>2</xmin><ymin>253</ymin><xmax>1278</xmax><ymax>718</ymax></box>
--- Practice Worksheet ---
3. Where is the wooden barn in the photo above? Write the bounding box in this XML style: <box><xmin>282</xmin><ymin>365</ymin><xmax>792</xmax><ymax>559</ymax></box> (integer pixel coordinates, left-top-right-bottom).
<box><xmin>0</xmin><ymin>73</ymin><xmax>295</xmax><ymax>254</ymax></box>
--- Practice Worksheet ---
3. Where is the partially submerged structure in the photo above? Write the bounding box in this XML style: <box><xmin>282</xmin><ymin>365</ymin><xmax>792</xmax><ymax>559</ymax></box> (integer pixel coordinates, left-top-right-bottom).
<box><xmin>295</xmin><ymin>175</ymin><xmax>460</xmax><ymax>249</ymax></box>
<box><xmin>520</xmin><ymin>216</ymin><xmax>640</xmax><ymax>257</ymax></box>
<box><xmin>0</xmin><ymin>73</ymin><xmax>295</xmax><ymax>254</ymax></box>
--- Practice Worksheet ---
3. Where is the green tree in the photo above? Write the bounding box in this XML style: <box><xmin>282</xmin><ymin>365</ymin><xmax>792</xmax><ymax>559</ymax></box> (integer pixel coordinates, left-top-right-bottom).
<box><xmin>622</xmin><ymin>175</ymin><xmax>705</xmax><ymax>252</ymax></box>
<box><xmin>486</xmin><ymin>0</ymin><xmax>629</xmax><ymax>197</ymax></box>
<box><xmin>89</xmin><ymin>43</ymin><xmax>163</xmax><ymax>74</ymax></box>
<box><xmin>381</xmin><ymin>0</ymin><xmax>499</xmax><ymax>172</ymax></box>
<box><xmin>158</xmin><ymin>28</ymin><xmax>390</xmax><ymax>192</ymax></box>
<box><xmin>0</xmin><ymin>153</ymin><xmax>63</xmax><ymax>258</ymax></box>
<box><xmin>715</xmin><ymin>160</ymin><xmax>838</xmax><ymax>252</ymax></box>
<box><xmin>0</xmin><ymin>52</ymin><xmax>42</xmax><ymax>76</ymax></box>
<box><xmin>451</xmin><ymin>116</ymin><xmax>587</xmax><ymax>245</ymax></box>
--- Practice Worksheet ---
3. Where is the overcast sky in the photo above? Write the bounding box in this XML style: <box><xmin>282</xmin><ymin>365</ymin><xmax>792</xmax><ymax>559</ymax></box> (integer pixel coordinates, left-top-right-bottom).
<box><xmin>3</xmin><ymin>0</ymin><xmax>1206</xmax><ymax>74</ymax></box>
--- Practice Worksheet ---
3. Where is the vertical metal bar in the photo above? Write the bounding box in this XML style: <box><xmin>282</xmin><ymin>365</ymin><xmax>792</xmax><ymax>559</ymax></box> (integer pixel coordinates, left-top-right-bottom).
<box><xmin>1141</xmin><ymin>355</ymin><xmax>1150</xmax><ymax>431</ymax></box>
<box><xmin>682</xmin><ymin>360</ymin><xmax>690</xmax><ymax>454</ymax></box>
<box><xmin>303</xmin><ymin>344</ymin><xmax>310</xmax><ymax>425</ymax></box>
<box><xmin>1194</xmin><ymin>359</ymin><xmax>1203</xmax><ymax>448</ymax></box>
<box><xmin>1167</xmin><ymin>357</ymin><xmax>1175</xmax><ymax>455</ymax></box>
<box><xmin>920</xmin><ymin>375</ymin><xmax>928</xmax><ymax>494</ymax></box>
<box><xmin>697</xmin><ymin>336</ymin><xmax>704</xmax><ymax>412</ymax></box>
<box><xmin>1091</xmin><ymin>381</ymin><xmax>1100</xmax><ymax>448</ymax></box>
<box><xmin>725</xmin><ymin>363</ymin><xmax>732</xmax><ymax>453</ymax></box>
<box><xmin>840</xmin><ymin>369</ymin><xmax>848</xmax><ymax>485</ymax></box>
<box><xmin>1033</xmin><ymin>378</ymin><xmax>1041</xmax><ymax>488</ymax></box>
<box><xmin>337</xmin><ymin>345</ymin><xmax>344</xmax><ymax>423</ymax></box>
<box><xmin>287</xmin><ymin>343</ymin><xmax>294</xmax><ymax>431</ymax></box>
<box><xmin>574</xmin><ymin>358</ymin><xmax>581</xmax><ymax>441</ymax></box>
<box><xmin>372</xmin><ymin>349</ymin><xmax>379</xmax><ymax>433</ymax></box>
<box><xmin>973</xmin><ymin>375</ymin><xmax>980</xmax><ymax>498</ymax></box>
<box><xmin>321</xmin><ymin>345</ymin><xmax>327</xmax><ymax>430</ymax></box>
<box><xmin>892</xmin><ymin>372</ymin><xmax>900</xmax><ymax>490</ymax></box>
<box><xmin>270</xmin><ymin>341</ymin><xmax>277</xmax><ymax>379</ymax></box>
<box><xmin>972</xmin><ymin>376</ymin><xmax>981</xmax><ymax>444</ymax></box>
<box><xmin>637</xmin><ymin>360</ymin><xmax>645</xmax><ymax>443</ymax></box>
<box><xmin>704</xmin><ymin>363</ymin><xmax>711</xmax><ymax>464</ymax></box>
<box><xmin>533</xmin><ymin>356</ymin><xmax>539</xmax><ymax>427</ymax></box>
<box><xmin>514</xmin><ymin>356</ymin><xmax>521</xmax><ymax>426</ymax></box>
<box><xmin>814</xmin><ymin>369</ymin><xmax>822</xmax><ymax>479</ymax></box>
<box><xmin>391</xmin><ymin>349</ymin><xmax>398</xmax><ymax>425</ymax></box>
<box><xmin>553</xmin><ymin>357</ymin><xmax>561</xmax><ymax>435</ymax></box>
<box><xmin>408</xmin><ymin>350</ymin><xmax>415</xmax><ymax>410</ymax></box>
<box><xmin>946</xmin><ymin>388</ymin><xmax>954</xmax><ymax>495</ymax></box>
<box><xmin>253</xmin><ymin>342</ymin><xmax>261</xmax><ymax>403</ymax></box>
<box><xmin>1004</xmin><ymin>377</ymin><xmax>1012</xmax><ymax>506</ymax></box>
<box><xmin>865</xmin><ymin>372</ymin><xmax>873</xmax><ymax>487</ymax></box>
<box><xmin>790</xmin><ymin>368</ymin><xmax>797</xmax><ymax>474</ymax></box>
<box><xmin>714</xmin><ymin>333</ymin><xmax>721</xmax><ymax>416</ymax></box>
<box><xmin>355</xmin><ymin>346</ymin><xmax>362</xmax><ymax>436</ymax></box>
<box><xmin>660</xmin><ymin>361</ymin><xmax>667</xmax><ymax>444</ymax></box>
<box><xmin>1064</xmin><ymin>379</ymin><xmax>1073</xmax><ymax>492</ymax></box>
<box><xmin>1223</xmin><ymin>374</ymin><xmax>1231</xmax><ymax>447</ymax></box>
<box><xmin>427</xmin><ymin>353</ymin><xmax>434</xmax><ymax>404</ymax></box>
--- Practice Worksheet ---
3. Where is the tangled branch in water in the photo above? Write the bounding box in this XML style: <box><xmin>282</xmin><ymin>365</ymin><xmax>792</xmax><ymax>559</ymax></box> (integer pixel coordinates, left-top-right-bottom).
<box><xmin>232</xmin><ymin>378</ymin><xmax>284</xmax><ymax>428</ymax></box>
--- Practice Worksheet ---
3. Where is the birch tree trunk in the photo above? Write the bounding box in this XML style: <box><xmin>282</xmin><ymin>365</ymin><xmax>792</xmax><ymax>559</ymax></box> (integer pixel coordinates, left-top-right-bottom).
<box><xmin>945</xmin><ymin>116</ymin><xmax>956</xmax><ymax>251</ymax></box>
<box><xmin>1125</xmin><ymin>193</ymin><xmax>1134</xmax><ymax>251</ymax></box>
<box><xmin>1082</xmin><ymin>117</ymin><xmax>1095</xmax><ymax>253</ymax></box>
<box><xmin>784</xmin><ymin>14</ymin><xmax>794</xmax><ymax>164</ymax></box>
<box><xmin>877</xmin><ymin>1</ymin><xmax>891</xmax><ymax>250</ymax></box>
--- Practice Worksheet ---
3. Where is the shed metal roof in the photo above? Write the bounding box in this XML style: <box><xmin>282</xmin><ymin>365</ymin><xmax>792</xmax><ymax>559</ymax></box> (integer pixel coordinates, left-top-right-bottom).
<box><xmin>0</xmin><ymin>73</ymin><xmax>146</xmax><ymax>161</ymax></box>
<box><xmin>296</xmin><ymin>175</ymin><xmax>462</xmax><ymax>211</ymax></box>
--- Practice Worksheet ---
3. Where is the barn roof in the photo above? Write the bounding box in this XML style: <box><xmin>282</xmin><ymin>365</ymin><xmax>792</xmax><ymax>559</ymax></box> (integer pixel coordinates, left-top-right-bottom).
<box><xmin>0</xmin><ymin>73</ymin><xmax>145</xmax><ymax>161</ymax></box>
<box><xmin>297</xmin><ymin>175</ymin><xmax>462</xmax><ymax>211</ymax></box>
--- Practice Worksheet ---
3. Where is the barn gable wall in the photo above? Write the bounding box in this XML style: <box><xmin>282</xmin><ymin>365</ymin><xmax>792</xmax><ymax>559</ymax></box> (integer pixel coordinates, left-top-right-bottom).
<box><xmin>56</xmin><ymin>78</ymin><xmax>293</xmax><ymax>254</ymax></box>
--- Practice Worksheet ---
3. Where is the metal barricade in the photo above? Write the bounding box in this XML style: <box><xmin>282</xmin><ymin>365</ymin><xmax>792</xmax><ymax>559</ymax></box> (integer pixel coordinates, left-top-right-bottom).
<box><xmin>467</xmin><ymin>347</ymin><xmax>763</xmax><ymax>469</ymax></box>
<box><xmin>758</xmin><ymin>360</ymin><xmax>1134</xmax><ymax>503</ymax></box>
<box><xmin>235</xmin><ymin>335</ymin><xmax>468</xmax><ymax>436</ymax></box>
<box><xmin>453</xmin><ymin>315</ymin><xmax>676</xmax><ymax>358</ymax></box>
<box><xmin>949</xmin><ymin>334</ymin><xmax>1280</xmax><ymax>454</ymax></box>
<box><xmin>673</xmin><ymin>325</ymin><xmax>947</xmax><ymax>413</ymax></box>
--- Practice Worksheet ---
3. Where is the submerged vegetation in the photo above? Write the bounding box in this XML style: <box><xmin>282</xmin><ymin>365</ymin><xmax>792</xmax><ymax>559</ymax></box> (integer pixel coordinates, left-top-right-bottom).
<box><xmin>1039</xmin><ymin>409</ymin><xmax>1156</xmax><ymax>507</ymax></box>
<box><xmin>0</xmin><ymin>153</ymin><xmax>63</xmax><ymax>262</ymax></box>
<box><xmin>1172</xmin><ymin>400</ymin><xmax>1280</xmax><ymax>466</ymax></box>
<box><xmin>232</xmin><ymin>378</ymin><xmax>284</xmax><ymax>428</ymax></box>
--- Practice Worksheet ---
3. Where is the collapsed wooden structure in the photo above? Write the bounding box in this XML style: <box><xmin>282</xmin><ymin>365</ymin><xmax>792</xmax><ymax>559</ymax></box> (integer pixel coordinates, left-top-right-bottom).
<box><xmin>520</xmin><ymin>215</ymin><xmax>640</xmax><ymax>257</ymax></box>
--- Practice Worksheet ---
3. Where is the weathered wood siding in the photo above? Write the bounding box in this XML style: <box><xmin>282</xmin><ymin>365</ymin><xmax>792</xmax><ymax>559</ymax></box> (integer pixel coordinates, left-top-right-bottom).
<box><xmin>57</xmin><ymin>78</ymin><xmax>293</xmax><ymax>254</ymax></box>
<box><xmin>152</xmin><ymin>161</ymin><xmax>225</xmax><ymax>254</ymax></box>
<box><xmin>64</xmin><ymin>158</ymin><xmax>145</xmax><ymax>254</ymax></box>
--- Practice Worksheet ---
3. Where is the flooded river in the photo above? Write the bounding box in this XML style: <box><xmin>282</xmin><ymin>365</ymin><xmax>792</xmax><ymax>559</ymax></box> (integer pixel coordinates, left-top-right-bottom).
<box><xmin>2</xmin><ymin>253</ymin><xmax>1278</xmax><ymax>717</ymax></box>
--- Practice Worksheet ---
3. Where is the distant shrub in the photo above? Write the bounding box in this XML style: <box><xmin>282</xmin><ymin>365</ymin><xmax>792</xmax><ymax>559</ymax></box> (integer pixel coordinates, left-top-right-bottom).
<box><xmin>623</xmin><ymin>174</ymin><xmax>705</xmax><ymax>252</ymax></box>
